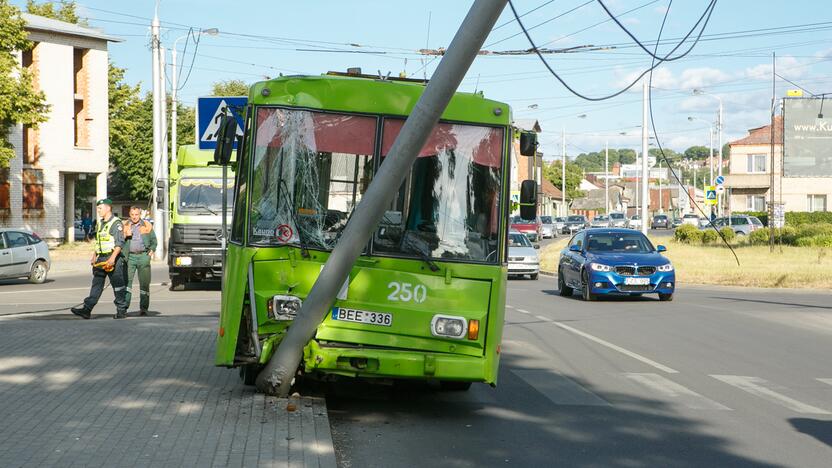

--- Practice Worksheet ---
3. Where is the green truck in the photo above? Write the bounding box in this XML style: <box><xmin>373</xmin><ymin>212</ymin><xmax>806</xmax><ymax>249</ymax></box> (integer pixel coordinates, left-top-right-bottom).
<box><xmin>168</xmin><ymin>144</ymin><xmax>234</xmax><ymax>290</ymax></box>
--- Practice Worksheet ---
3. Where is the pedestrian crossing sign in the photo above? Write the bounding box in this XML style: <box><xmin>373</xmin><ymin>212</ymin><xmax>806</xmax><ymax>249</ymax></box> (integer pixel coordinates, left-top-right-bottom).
<box><xmin>196</xmin><ymin>96</ymin><xmax>247</xmax><ymax>150</ymax></box>
<box><xmin>705</xmin><ymin>185</ymin><xmax>717</xmax><ymax>205</ymax></box>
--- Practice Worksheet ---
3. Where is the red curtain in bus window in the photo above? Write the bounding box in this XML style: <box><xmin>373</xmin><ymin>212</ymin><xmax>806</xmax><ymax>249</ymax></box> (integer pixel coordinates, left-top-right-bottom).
<box><xmin>381</xmin><ymin>119</ymin><xmax>503</xmax><ymax>168</ymax></box>
<box><xmin>256</xmin><ymin>108</ymin><xmax>376</xmax><ymax>155</ymax></box>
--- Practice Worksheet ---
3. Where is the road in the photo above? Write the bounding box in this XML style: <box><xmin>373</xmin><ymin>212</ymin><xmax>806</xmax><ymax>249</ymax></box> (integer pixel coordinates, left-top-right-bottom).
<box><xmin>3</xmin><ymin>261</ymin><xmax>831</xmax><ymax>467</ymax></box>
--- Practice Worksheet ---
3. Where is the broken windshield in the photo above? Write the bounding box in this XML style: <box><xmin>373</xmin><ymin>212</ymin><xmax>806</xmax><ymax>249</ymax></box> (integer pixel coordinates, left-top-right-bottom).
<box><xmin>374</xmin><ymin>119</ymin><xmax>504</xmax><ymax>264</ymax></box>
<box><xmin>248</xmin><ymin>108</ymin><xmax>376</xmax><ymax>248</ymax></box>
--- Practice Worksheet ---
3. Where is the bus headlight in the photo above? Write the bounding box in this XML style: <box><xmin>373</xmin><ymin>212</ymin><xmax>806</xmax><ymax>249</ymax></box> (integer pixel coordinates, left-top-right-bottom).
<box><xmin>269</xmin><ymin>295</ymin><xmax>302</xmax><ymax>320</ymax></box>
<box><xmin>431</xmin><ymin>314</ymin><xmax>467</xmax><ymax>339</ymax></box>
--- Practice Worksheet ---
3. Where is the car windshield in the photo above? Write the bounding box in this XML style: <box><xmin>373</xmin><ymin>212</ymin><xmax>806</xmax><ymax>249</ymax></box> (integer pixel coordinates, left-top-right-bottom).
<box><xmin>540</xmin><ymin>216</ymin><xmax>552</xmax><ymax>224</ymax></box>
<box><xmin>555</xmin><ymin>217</ymin><xmax>565</xmax><ymax>222</ymax></box>
<box><xmin>594</xmin><ymin>216</ymin><xmax>608</xmax><ymax>221</ymax></box>
<box><xmin>567</xmin><ymin>216</ymin><xmax>585</xmax><ymax>222</ymax></box>
<box><xmin>508</xmin><ymin>232</ymin><xmax>532</xmax><ymax>248</ymax></box>
<box><xmin>684</xmin><ymin>214</ymin><xmax>698</xmax><ymax>219</ymax></box>
<box><xmin>750</xmin><ymin>217</ymin><xmax>763</xmax><ymax>226</ymax></box>
<box><xmin>609</xmin><ymin>213</ymin><xmax>625</xmax><ymax>220</ymax></box>
<box><xmin>655</xmin><ymin>215</ymin><xmax>667</xmax><ymax>220</ymax></box>
<box><xmin>512</xmin><ymin>216</ymin><xmax>535</xmax><ymax>224</ymax></box>
<box><xmin>586</xmin><ymin>232</ymin><xmax>654</xmax><ymax>253</ymax></box>
<box><xmin>178</xmin><ymin>178</ymin><xmax>234</xmax><ymax>213</ymax></box>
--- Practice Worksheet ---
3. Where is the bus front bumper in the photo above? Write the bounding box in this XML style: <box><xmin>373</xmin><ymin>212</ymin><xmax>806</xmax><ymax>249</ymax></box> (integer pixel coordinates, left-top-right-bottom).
<box><xmin>301</xmin><ymin>340</ymin><xmax>495</xmax><ymax>384</ymax></box>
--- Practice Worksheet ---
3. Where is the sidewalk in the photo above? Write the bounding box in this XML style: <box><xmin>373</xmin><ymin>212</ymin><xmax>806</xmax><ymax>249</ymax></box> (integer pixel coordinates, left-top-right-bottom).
<box><xmin>0</xmin><ymin>313</ymin><xmax>336</xmax><ymax>467</ymax></box>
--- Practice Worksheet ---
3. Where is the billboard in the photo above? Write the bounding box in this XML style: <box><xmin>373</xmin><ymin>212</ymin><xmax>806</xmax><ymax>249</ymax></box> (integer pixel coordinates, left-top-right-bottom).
<box><xmin>783</xmin><ymin>98</ymin><xmax>832</xmax><ymax>177</ymax></box>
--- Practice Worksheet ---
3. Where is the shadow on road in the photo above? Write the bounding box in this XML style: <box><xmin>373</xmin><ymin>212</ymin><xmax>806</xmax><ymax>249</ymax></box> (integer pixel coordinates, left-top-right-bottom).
<box><xmin>789</xmin><ymin>418</ymin><xmax>832</xmax><ymax>448</ymax></box>
<box><xmin>541</xmin><ymin>288</ymin><xmax>659</xmax><ymax>302</ymax></box>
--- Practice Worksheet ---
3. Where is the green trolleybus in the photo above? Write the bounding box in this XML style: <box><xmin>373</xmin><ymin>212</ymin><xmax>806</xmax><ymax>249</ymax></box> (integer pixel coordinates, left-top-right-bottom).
<box><xmin>215</xmin><ymin>72</ymin><xmax>536</xmax><ymax>389</ymax></box>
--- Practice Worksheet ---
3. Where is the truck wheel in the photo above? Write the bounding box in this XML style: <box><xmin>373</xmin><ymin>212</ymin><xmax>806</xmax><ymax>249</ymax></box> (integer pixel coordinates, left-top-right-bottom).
<box><xmin>169</xmin><ymin>277</ymin><xmax>185</xmax><ymax>291</ymax></box>
<box><xmin>240</xmin><ymin>364</ymin><xmax>261</xmax><ymax>386</ymax></box>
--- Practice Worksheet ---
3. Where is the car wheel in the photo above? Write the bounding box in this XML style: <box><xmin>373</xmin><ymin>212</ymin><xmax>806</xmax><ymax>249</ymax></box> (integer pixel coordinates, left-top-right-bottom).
<box><xmin>735</xmin><ymin>231</ymin><xmax>745</xmax><ymax>236</ymax></box>
<box><xmin>581</xmin><ymin>270</ymin><xmax>595</xmax><ymax>302</ymax></box>
<box><xmin>658</xmin><ymin>293</ymin><xmax>674</xmax><ymax>302</ymax></box>
<box><xmin>530</xmin><ymin>273</ymin><xmax>539</xmax><ymax>280</ymax></box>
<box><xmin>558</xmin><ymin>269</ymin><xmax>573</xmax><ymax>297</ymax></box>
<box><xmin>28</xmin><ymin>260</ymin><xmax>48</xmax><ymax>284</ymax></box>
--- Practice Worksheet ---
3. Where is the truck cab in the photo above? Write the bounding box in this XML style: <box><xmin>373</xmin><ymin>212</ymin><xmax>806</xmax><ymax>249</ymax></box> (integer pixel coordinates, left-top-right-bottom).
<box><xmin>168</xmin><ymin>145</ymin><xmax>234</xmax><ymax>289</ymax></box>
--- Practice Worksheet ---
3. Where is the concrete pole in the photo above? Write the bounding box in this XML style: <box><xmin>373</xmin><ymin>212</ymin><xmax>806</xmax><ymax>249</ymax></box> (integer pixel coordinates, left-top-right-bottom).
<box><xmin>256</xmin><ymin>0</ymin><xmax>509</xmax><ymax>397</ymax></box>
<box><xmin>641</xmin><ymin>79</ymin><xmax>649</xmax><ymax>235</ymax></box>
<box><xmin>561</xmin><ymin>127</ymin><xmax>566</xmax><ymax>216</ymax></box>
<box><xmin>151</xmin><ymin>9</ymin><xmax>164</xmax><ymax>259</ymax></box>
<box><xmin>64</xmin><ymin>174</ymin><xmax>75</xmax><ymax>244</ymax></box>
<box><xmin>605</xmin><ymin>140</ymin><xmax>609</xmax><ymax>213</ymax></box>
<box><xmin>708</xmin><ymin>127</ymin><xmax>714</xmax><ymax>186</ymax></box>
<box><xmin>171</xmin><ymin>46</ymin><xmax>178</xmax><ymax>166</ymax></box>
<box><xmin>658</xmin><ymin>160</ymin><xmax>662</xmax><ymax>213</ymax></box>
<box><xmin>159</xmin><ymin>46</ymin><xmax>169</xmax><ymax>261</ymax></box>
<box><xmin>717</xmin><ymin>99</ymin><xmax>724</xmax><ymax>216</ymax></box>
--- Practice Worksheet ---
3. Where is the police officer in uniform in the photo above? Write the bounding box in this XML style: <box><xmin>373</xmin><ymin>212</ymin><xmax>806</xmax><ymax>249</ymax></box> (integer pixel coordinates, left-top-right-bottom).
<box><xmin>71</xmin><ymin>199</ymin><xmax>129</xmax><ymax>319</ymax></box>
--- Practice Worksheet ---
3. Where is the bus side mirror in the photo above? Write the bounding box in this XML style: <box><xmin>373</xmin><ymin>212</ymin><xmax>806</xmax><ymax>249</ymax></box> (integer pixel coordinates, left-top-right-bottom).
<box><xmin>519</xmin><ymin>179</ymin><xmax>537</xmax><ymax>220</ymax></box>
<box><xmin>519</xmin><ymin>131</ymin><xmax>538</xmax><ymax>156</ymax></box>
<box><xmin>213</xmin><ymin>115</ymin><xmax>237</xmax><ymax>166</ymax></box>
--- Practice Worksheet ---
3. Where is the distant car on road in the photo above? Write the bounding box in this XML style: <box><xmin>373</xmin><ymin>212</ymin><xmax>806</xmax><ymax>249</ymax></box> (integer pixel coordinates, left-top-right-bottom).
<box><xmin>0</xmin><ymin>228</ymin><xmax>50</xmax><ymax>284</ymax></box>
<box><xmin>590</xmin><ymin>215</ymin><xmax>610</xmax><ymax>228</ymax></box>
<box><xmin>539</xmin><ymin>216</ymin><xmax>556</xmax><ymax>239</ymax></box>
<box><xmin>651</xmin><ymin>214</ymin><xmax>670</xmax><ymax>229</ymax></box>
<box><xmin>553</xmin><ymin>217</ymin><xmax>566</xmax><ymax>232</ymax></box>
<box><xmin>557</xmin><ymin>228</ymin><xmax>675</xmax><ymax>301</ymax></box>
<box><xmin>681</xmin><ymin>213</ymin><xmax>701</xmax><ymax>226</ymax></box>
<box><xmin>508</xmin><ymin>230</ymin><xmax>539</xmax><ymax>280</ymax></box>
<box><xmin>608</xmin><ymin>212</ymin><xmax>627</xmax><ymax>228</ymax></box>
<box><xmin>671</xmin><ymin>217</ymin><xmax>683</xmax><ymax>228</ymax></box>
<box><xmin>562</xmin><ymin>215</ymin><xmax>589</xmax><ymax>234</ymax></box>
<box><xmin>701</xmin><ymin>215</ymin><xmax>764</xmax><ymax>236</ymax></box>
<box><xmin>627</xmin><ymin>215</ymin><xmax>642</xmax><ymax>230</ymax></box>
<box><xmin>510</xmin><ymin>216</ymin><xmax>542</xmax><ymax>242</ymax></box>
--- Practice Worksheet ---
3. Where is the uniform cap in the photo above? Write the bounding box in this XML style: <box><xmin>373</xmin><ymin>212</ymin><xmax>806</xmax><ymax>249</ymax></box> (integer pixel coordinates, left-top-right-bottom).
<box><xmin>96</xmin><ymin>198</ymin><xmax>113</xmax><ymax>206</ymax></box>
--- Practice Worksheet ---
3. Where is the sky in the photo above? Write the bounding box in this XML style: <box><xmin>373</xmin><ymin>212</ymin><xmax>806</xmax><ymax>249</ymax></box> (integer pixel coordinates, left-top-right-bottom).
<box><xmin>15</xmin><ymin>0</ymin><xmax>832</xmax><ymax>160</ymax></box>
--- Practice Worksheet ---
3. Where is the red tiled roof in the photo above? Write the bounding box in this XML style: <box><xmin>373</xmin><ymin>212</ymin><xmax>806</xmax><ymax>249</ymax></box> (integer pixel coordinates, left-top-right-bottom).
<box><xmin>541</xmin><ymin>178</ymin><xmax>564</xmax><ymax>198</ymax></box>
<box><xmin>730</xmin><ymin>115</ymin><xmax>783</xmax><ymax>146</ymax></box>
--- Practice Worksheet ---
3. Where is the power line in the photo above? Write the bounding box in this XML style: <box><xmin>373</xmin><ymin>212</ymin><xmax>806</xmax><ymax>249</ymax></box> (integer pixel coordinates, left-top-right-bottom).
<box><xmin>485</xmin><ymin>0</ymin><xmax>595</xmax><ymax>48</ymax></box>
<box><xmin>492</xmin><ymin>0</ymin><xmax>557</xmax><ymax>31</ymax></box>
<box><xmin>537</xmin><ymin>0</ymin><xmax>660</xmax><ymax>49</ymax></box>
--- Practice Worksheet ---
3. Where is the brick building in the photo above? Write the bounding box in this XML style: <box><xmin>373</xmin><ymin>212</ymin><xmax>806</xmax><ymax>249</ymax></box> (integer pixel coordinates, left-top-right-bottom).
<box><xmin>0</xmin><ymin>14</ymin><xmax>119</xmax><ymax>244</ymax></box>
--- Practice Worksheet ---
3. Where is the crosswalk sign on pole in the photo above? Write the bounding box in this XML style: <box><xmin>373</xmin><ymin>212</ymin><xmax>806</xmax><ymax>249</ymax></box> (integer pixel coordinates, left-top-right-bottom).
<box><xmin>705</xmin><ymin>185</ymin><xmax>717</xmax><ymax>205</ymax></box>
<box><xmin>196</xmin><ymin>96</ymin><xmax>248</xmax><ymax>150</ymax></box>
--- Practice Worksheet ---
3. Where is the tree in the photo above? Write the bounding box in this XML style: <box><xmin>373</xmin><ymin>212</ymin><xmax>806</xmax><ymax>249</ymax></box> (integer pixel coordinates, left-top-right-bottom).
<box><xmin>212</xmin><ymin>79</ymin><xmax>249</xmax><ymax>97</ymax></box>
<box><xmin>617</xmin><ymin>148</ymin><xmax>636</xmax><ymax>164</ymax></box>
<box><xmin>26</xmin><ymin>0</ymin><xmax>84</xmax><ymax>24</ymax></box>
<box><xmin>0</xmin><ymin>0</ymin><xmax>49</xmax><ymax>168</ymax></box>
<box><xmin>684</xmin><ymin>145</ymin><xmax>711</xmax><ymax>160</ymax></box>
<box><xmin>543</xmin><ymin>159</ymin><xmax>584</xmax><ymax>199</ymax></box>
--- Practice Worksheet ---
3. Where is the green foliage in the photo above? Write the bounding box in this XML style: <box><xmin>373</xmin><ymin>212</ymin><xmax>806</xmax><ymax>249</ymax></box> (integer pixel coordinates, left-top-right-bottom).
<box><xmin>649</xmin><ymin>147</ymin><xmax>682</xmax><ymax>165</ymax></box>
<box><xmin>674</xmin><ymin>224</ymin><xmax>699</xmax><ymax>242</ymax></box>
<box><xmin>701</xmin><ymin>229</ymin><xmax>719</xmax><ymax>244</ymax></box>
<box><xmin>795</xmin><ymin>235</ymin><xmax>832</xmax><ymax>248</ymax></box>
<box><xmin>684</xmin><ymin>145</ymin><xmax>713</xmax><ymax>160</ymax></box>
<box><xmin>718</xmin><ymin>227</ymin><xmax>735</xmax><ymax>243</ymax></box>
<box><xmin>26</xmin><ymin>0</ymin><xmax>85</xmax><ymax>25</ymax></box>
<box><xmin>785</xmin><ymin>212</ymin><xmax>832</xmax><ymax>226</ymax></box>
<box><xmin>571</xmin><ymin>147</ymin><xmax>640</xmax><ymax>172</ymax></box>
<box><xmin>211</xmin><ymin>80</ymin><xmax>249</xmax><ymax>97</ymax></box>
<box><xmin>543</xmin><ymin>159</ymin><xmax>583</xmax><ymax>200</ymax></box>
<box><xmin>748</xmin><ymin>228</ymin><xmax>769</xmax><ymax>246</ymax></box>
<box><xmin>795</xmin><ymin>223</ymin><xmax>832</xmax><ymax>239</ymax></box>
<box><xmin>0</xmin><ymin>0</ymin><xmax>49</xmax><ymax>168</ymax></box>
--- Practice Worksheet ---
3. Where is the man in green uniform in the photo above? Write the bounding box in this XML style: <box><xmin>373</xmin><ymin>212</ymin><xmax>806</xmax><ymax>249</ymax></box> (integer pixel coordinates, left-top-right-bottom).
<box><xmin>71</xmin><ymin>198</ymin><xmax>129</xmax><ymax>319</ymax></box>
<box><xmin>123</xmin><ymin>206</ymin><xmax>157</xmax><ymax>316</ymax></box>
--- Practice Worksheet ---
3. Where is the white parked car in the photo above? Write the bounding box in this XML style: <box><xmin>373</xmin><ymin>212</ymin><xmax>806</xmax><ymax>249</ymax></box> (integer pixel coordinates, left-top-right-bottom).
<box><xmin>681</xmin><ymin>213</ymin><xmax>701</xmax><ymax>226</ymax></box>
<box><xmin>627</xmin><ymin>215</ymin><xmax>642</xmax><ymax>229</ymax></box>
<box><xmin>608</xmin><ymin>212</ymin><xmax>627</xmax><ymax>228</ymax></box>
<box><xmin>590</xmin><ymin>215</ymin><xmax>610</xmax><ymax>228</ymax></box>
<box><xmin>539</xmin><ymin>216</ymin><xmax>556</xmax><ymax>239</ymax></box>
<box><xmin>0</xmin><ymin>228</ymin><xmax>51</xmax><ymax>284</ymax></box>
<box><xmin>507</xmin><ymin>230</ymin><xmax>539</xmax><ymax>280</ymax></box>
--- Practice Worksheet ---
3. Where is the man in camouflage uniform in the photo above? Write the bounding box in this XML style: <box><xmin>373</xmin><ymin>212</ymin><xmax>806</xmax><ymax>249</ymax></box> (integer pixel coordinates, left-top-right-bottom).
<box><xmin>123</xmin><ymin>206</ymin><xmax>157</xmax><ymax>316</ymax></box>
<box><xmin>71</xmin><ymin>198</ymin><xmax>129</xmax><ymax>319</ymax></box>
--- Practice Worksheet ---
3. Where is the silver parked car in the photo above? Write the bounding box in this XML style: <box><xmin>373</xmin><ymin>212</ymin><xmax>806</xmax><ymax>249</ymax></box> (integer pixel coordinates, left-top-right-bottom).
<box><xmin>0</xmin><ymin>228</ymin><xmax>51</xmax><ymax>283</ymax></box>
<box><xmin>540</xmin><ymin>216</ymin><xmax>556</xmax><ymax>239</ymax></box>
<box><xmin>590</xmin><ymin>215</ymin><xmax>610</xmax><ymax>228</ymax></box>
<box><xmin>507</xmin><ymin>230</ymin><xmax>539</xmax><ymax>280</ymax></box>
<box><xmin>701</xmin><ymin>215</ymin><xmax>764</xmax><ymax>236</ymax></box>
<box><xmin>608</xmin><ymin>212</ymin><xmax>627</xmax><ymax>228</ymax></box>
<box><xmin>553</xmin><ymin>217</ymin><xmax>566</xmax><ymax>232</ymax></box>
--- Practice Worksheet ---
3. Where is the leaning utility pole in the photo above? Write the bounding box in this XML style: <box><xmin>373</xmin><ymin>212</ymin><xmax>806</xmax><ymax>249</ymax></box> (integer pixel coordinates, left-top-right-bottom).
<box><xmin>641</xmin><ymin>79</ymin><xmax>649</xmax><ymax>235</ymax></box>
<box><xmin>150</xmin><ymin>3</ymin><xmax>164</xmax><ymax>259</ymax></box>
<box><xmin>256</xmin><ymin>0</ymin><xmax>510</xmax><ymax>397</ymax></box>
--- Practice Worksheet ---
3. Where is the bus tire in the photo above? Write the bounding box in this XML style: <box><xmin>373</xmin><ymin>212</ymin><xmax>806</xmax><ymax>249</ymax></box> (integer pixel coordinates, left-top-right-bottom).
<box><xmin>440</xmin><ymin>381</ymin><xmax>472</xmax><ymax>391</ymax></box>
<box><xmin>240</xmin><ymin>364</ymin><xmax>261</xmax><ymax>386</ymax></box>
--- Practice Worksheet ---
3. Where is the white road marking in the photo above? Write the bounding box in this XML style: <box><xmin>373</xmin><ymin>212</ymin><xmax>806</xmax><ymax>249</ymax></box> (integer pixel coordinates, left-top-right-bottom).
<box><xmin>505</xmin><ymin>304</ymin><xmax>515</xmax><ymax>309</ymax></box>
<box><xmin>513</xmin><ymin>369</ymin><xmax>610</xmax><ymax>406</ymax></box>
<box><xmin>0</xmin><ymin>283</ymin><xmax>165</xmax><ymax>295</ymax></box>
<box><xmin>816</xmin><ymin>378</ymin><xmax>832</xmax><ymax>387</ymax></box>
<box><xmin>712</xmin><ymin>375</ymin><xmax>831</xmax><ymax>414</ymax></box>
<box><xmin>516</xmin><ymin>308</ymin><xmax>530</xmax><ymax>314</ymax></box>
<box><xmin>623</xmin><ymin>373</ymin><xmax>730</xmax><ymax>410</ymax></box>
<box><xmin>534</xmin><ymin>315</ymin><xmax>552</xmax><ymax>322</ymax></box>
<box><xmin>551</xmin><ymin>321</ymin><xmax>679</xmax><ymax>374</ymax></box>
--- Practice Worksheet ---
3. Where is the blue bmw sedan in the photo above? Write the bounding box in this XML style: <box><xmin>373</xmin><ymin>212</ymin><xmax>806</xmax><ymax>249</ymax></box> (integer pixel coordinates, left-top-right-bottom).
<box><xmin>558</xmin><ymin>228</ymin><xmax>675</xmax><ymax>301</ymax></box>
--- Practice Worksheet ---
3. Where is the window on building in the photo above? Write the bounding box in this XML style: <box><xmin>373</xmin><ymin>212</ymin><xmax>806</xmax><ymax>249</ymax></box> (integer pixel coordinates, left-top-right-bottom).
<box><xmin>73</xmin><ymin>48</ymin><xmax>90</xmax><ymax>147</ymax></box>
<box><xmin>746</xmin><ymin>154</ymin><xmax>766</xmax><ymax>173</ymax></box>
<box><xmin>0</xmin><ymin>168</ymin><xmax>10</xmax><ymax>211</ymax></box>
<box><xmin>22</xmin><ymin>168</ymin><xmax>44</xmax><ymax>210</ymax></box>
<box><xmin>747</xmin><ymin>195</ymin><xmax>766</xmax><ymax>212</ymax></box>
<box><xmin>807</xmin><ymin>194</ymin><xmax>827</xmax><ymax>212</ymax></box>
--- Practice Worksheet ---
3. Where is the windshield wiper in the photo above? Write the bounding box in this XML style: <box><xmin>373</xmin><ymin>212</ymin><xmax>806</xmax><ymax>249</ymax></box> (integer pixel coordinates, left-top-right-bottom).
<box><xmin>189</xmin><ymin>204</ymin><xmax>218</xmax><ymax>215</ymax></box>
<box><xmin>402</xmin><ymin>235</ymin><xmax>440</xmax><ymax>272</ymax></box>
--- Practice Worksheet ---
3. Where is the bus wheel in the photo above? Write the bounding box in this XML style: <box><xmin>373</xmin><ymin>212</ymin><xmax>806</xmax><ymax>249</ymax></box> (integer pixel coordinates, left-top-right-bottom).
<box><xmin>440</xmin><ymin>381</ymin><xmax>472</xmax><ymax>391</ymax></box>
<box><xmin>240</xmin><ymin>364</ymin><xmax>261</xmax><ymax>386</ymax></box>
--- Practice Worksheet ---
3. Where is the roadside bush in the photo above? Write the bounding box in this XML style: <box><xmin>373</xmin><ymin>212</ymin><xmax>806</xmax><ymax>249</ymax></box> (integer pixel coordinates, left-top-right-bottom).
<box><xmin>786</xmin><ymin>212</ymin><xmax>832</xmax><ymax>226</ymax></box>
<box><xmin>778</xmin><ymin>225</ymin><xmax>798</xmax><ymax>244</ymax></box>
<box><xmin>718</xmin><ymin>227</ymin><xmax>736</xmax><ymax>243</ymax></box>
<box><xmin>795</xmin><ymin>234</ymin><xmax>832</xmax><ymax>248</ymax></box>
<box><xmin>796</xmin><ymin>223</ymin><xmax>832</xmax><ymax>239</ymax></box>
<box><xmin>675</xmin><ymin>224</ymin><xmax>698</xmax><ymax>242</ymax></box>
<box><xmin>685</xmin><ymin>229</ymin><xmax>703</xmax><ymax>243</ymax></box>
<box><xmin>701</xmin><ymin>229</ymin><xmax>719</xmax><ymax>244</ymax></box>
<box><xmin>748</xmin><ymin>228</ymin><xmax>770</xmax><ymax>245</ymax></box>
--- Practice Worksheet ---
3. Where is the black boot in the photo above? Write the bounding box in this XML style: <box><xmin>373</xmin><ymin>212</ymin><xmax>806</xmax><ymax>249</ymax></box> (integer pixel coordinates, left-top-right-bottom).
<box><xmin>113</xmin><ymin>309</ymin><xmax>127</xmax><ymax>319</ymax></box>
<box><xmin>71</xmin><ymin>306</ymin><xmax>91</xmax><ymax>320</ymax></box>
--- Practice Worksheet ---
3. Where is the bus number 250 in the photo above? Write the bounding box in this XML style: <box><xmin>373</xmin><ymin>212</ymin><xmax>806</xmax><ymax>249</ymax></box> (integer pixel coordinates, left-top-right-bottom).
<box><xmin>387</xmin><ymin>282</ymin><xmax>427</xmax><ymax>303</ymax></box>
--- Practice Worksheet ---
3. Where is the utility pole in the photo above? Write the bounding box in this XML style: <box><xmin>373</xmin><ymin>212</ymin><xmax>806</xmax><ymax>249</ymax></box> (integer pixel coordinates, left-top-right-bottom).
<box><xmin>605</xmin><ymin>140</ymin><xmax>609</xmax><ymax>213</ymax></box>
<box><xmin>717</xmin><ymin>97</ymin><xmax>724</xmax><ymax>216</ymax></box>
<box><xmin>150</xmin><ymin>3</ymin><xmax>164</xmax><ymax>260</ymax></box>
<box><xmin>171</xmin><ymin>46</ymin><xmax>178</xmax><ymax>166</ymax></box>
<box><xmin>641</xmin><ymin>79</ymin><xmax>649</xmax><ymax>235</ymax></box>
<box><xmin>159</xmin><ymin>46</ymin><xmax>169</xmax><ymax>260</ymax></box>
<box><xmin>561</xmin><ymin>127</ymin><xmax>566</xmax><ymax>216</ymax></box>
<box><xmin>256</xmin><ymin>0</ymin><xmax>510</xmax><ymax>397</ymax></box>
<box><xmin>769</xmin><ymin>52</ymin><xmax>776</xmax><ymax>251</ymax></box>
<box><xmin>658</xmin><ymin>159</ymin><xmax>662</xmax><ymax>213</ymax></box>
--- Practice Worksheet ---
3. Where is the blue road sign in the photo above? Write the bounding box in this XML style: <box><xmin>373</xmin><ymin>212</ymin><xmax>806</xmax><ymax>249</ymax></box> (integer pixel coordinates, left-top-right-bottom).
<box><xmin>706</xmin><ymin>190</ymin><xmax>717</xmax><ymax>200</ymax></box>
<box><xmin>196</xmin><ymin>96</ymin><xmax>248</xmax><ymax>150</ymax></box>
<box><xmin>715</xmin><ymin>175</ymin><xmax>725</xmax><ymax>185</ymax></box>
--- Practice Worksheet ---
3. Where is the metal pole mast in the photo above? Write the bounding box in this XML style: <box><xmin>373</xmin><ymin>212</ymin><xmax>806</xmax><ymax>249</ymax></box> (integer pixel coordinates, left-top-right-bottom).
<box><xmin>561</xmin><ymin>127</ymin><xmax>566</xmax><ymax>216</ymax></box>
<box><xmin>171</xmin><ymin>46</ymin><xmax>178</xmax><ymax>166</ymax></box>
<box><xmin>256</xmin><ymin>0</ymin><xmax>510</xmax><ymax>397</ymax></box>
<box><xmin>641</xmin><ymin>79</ymin><xmax>649</xmax><ymax>235</ymax></box>
<box><xmin>151</xmin><ymin>4</ymin><xmax>164</xmax><ymax>259</ymax></box>
<box><xmin>159</xmin><ymin>46</ymin><xmax>169</xmax><ymax>261</ymax></box>
<box><xmin>605</xmin><ymin>140</ymin><xmax>609</xmax><ymax>213</ymax></box>
<box><xmin>769</xmin><ymin>52</ymin><xmax>776</xmax><ymax>251</ymax></box>
<box><xmin>717</xmin><ymin>98</ymin><xmax>724</xmax><ymax>216</ymax></box>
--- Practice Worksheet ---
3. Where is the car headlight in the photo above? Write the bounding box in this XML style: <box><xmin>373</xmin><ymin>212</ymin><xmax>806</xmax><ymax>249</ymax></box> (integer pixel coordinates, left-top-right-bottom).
<box><xmin>269</xmin><ymin>295</ymin><xmax>302</xmax><ymax>320</ymax></box>
<box><xmin>590</xmin><ymin>263</ymin><xmax>612</xmax><ymax>272</ymax></box>
<box><xmin>657</xmin><ymin>263</ymin><xmax>674</xmax><ymax>272</ymax></box>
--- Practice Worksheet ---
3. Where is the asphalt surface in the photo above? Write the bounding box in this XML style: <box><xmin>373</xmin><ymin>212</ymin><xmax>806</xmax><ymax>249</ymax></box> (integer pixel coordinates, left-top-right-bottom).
<box><xmin>3</xmin><ymin>260</ymin><xmax>831</xmax><ymax>467</ymax></box>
